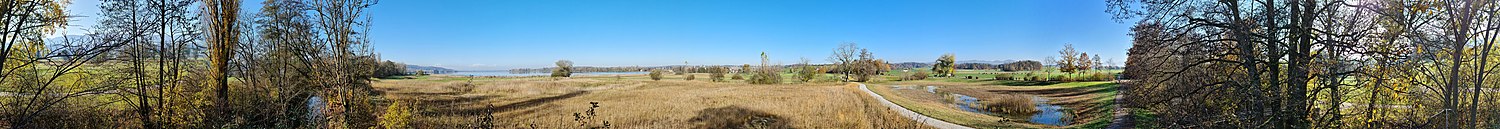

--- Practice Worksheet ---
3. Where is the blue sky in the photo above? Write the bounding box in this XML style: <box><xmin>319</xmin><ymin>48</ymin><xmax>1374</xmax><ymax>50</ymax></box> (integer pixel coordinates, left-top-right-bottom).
<box><xmin>60</xmin><ymin>0</ymin><xmax>1134</xmax><ymax>71</ymax></box>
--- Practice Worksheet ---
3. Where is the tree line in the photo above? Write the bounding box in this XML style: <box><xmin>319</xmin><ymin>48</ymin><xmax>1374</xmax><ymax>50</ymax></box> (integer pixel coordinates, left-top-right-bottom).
<box><xmin>1112</xmin><ymin>0</ymin><xmax>1500</xmax><ymax>128</ymax></box>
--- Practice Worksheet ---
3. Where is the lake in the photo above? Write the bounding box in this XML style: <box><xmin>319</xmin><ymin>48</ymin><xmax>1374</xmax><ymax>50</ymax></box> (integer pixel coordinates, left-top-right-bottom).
<box><xmin>442</xmin><ymin>71</ymin><xmax>648</xmax><ymax>77</ymax></box>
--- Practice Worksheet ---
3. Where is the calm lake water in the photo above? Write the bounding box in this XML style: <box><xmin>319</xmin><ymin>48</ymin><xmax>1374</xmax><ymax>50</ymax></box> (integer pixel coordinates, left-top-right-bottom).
<box><xmin>442</xmin><ymin>71</ymin><xmax>648</xmax><ymax>77</ymax></box>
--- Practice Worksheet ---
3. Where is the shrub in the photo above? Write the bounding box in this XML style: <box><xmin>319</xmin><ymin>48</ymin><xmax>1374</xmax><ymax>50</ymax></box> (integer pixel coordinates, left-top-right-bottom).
<box><xmin>552</xmin><ymin>60</ymin><xmax>573</xmax><ymax>77</ymax></box>
<box><xmin>685</xmin><ymin>74</ymin><xmax>696</xmax><ymax>81</ymax></box>
<box><xmin>710</xmin><ymin>66</ymin><xmax>727</xmax><ymax>82</ymax></box>
<box><xmin>649</xmin><ymin>69</ymin><xmax>664</xmax><ymax>81</ymax></box>
<box><xmin>378</xmin><ymin>101</ymin><xmax>414</xmax><ymax>129</ymax></box>
<box><xmin>1029</xmin><ymin>75</ymin><xmax>1045</xmax><ymax>81</ymax></box>
<box><xmin>747</xmin><ymin>71</ymin><xmax>782</xmax><ymax>84</ymax></box>
<box><xmin>1058</xmin><ymin>75</ymin><xmax>1075</xmax><ymax>82</ymax></box>
<box><xmin>1090</xmin><ymin>73</ymin><xmax>1113</xmax><ymax>81</ymax></box>
<box><xmin>902</xmin><ymin>70</ymin><xmax>930</xmax><ymax>81</ymax></box>
<box><xmin>747</xmin><ymin>52</ymin><xmax>782</xmax><ymax>84</ymax></box>
<box><xmin>731</xmin><ymin>73</ymin><xmax>744</xmax><ymax>80</ymax></box>
<box><xmin>795</xmin><ymin>59</ymin><xmax>819</xmax><ymax>82</ymax></box>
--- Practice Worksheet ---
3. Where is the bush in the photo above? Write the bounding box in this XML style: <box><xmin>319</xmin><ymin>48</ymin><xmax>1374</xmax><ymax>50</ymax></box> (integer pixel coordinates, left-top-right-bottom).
<box><xmin>731</xmin><ymin>73</ymin><xmax>744</xmax><ymax>80</ymax></box>
<box><xmin>1029</xmin><ymin>75</ymin><xmax>1046</xmax><ymax>81</ymax></box>
<box><xmin>552</xmin><ymin>60</ymin><xmax>573</xmax><ymax>77</ymax></box>
<box><xmin>1089</xmin><ymin>73</ymin><xmax>1113</xmax><ymax>81</ymax></box>
<box><xmin>747</xmin><ymin>52</ymin><xmax>782</xmax><ymax>84</ymax></box>
<box><xmin>747</xmin><ymin>71</ymin><xmax>781</xmax><ymax>84</ymax></box>
<box><xmin>795</xmin><ymin>64</ymin><xmax>819</xmax><ymax>82</ymax></box>
<box><xmin>710</xmin><ymin>67</ymin><xmax>727</xmax><ymax>82</ymax></box>
<box><xmin>649</xmin><ymin>69</ymin><xmax>664</xmax><ymax>81</ymax></box>
<box><xmin>902</xmin><ymin>70</ymin><xmax>930</xmax><ymax>81</ymax></box>
<box><xmin>685</xmin><ymin>74</ymin><xmax>696</xmax><ymax>81</ymax></box>
<box><xmin>378</xmin><ymin>101</ymin><xmax>414</xmax><ymax>129</ymax></box>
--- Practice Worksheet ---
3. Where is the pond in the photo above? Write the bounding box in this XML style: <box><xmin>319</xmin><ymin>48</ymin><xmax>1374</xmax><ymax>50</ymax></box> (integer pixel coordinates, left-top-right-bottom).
<box><xmin>948</xmin><ymin>93</ymin><xmax>995</xmax><ymax>114</ymax></box>
<box><xmin>917</xmin><ymin>85</ymin><xmax>1072</xmax><ymax>126</ymax></box>
<box><xmin>442</xmin><ymin>71</ymin><xmax>648</xmax><ymax>77</ymax></box>
<box><xmin>1028</xmin><ymin>96</ymin><xmax>1072</xmax><ymax>126</ymax></box>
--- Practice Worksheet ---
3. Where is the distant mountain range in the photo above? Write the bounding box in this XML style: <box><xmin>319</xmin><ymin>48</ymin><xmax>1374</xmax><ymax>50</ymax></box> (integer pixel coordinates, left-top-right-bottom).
<box><xmin>406</xmin><ymin>64</ymin><xmax>457</xmax><ymax>74</ymax></box>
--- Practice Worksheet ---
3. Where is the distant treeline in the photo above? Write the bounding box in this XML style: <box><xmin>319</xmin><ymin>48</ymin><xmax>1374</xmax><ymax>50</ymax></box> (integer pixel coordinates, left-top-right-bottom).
<box><xmin>511</xmin><ymin>60</ymin><xmax>1062</xmax><ymax>74</ymax></box>
<box><xmin>406</xmin><ymin>64</ymin><xmax>457</xmax><ymax>74</ymax></box>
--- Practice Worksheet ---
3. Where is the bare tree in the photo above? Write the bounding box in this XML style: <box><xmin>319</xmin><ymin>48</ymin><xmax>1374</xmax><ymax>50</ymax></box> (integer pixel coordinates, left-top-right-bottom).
<box><xmin>828</xmin><ymin>42</ymin><xmax>858</xmax><ymax>81</ymax></box>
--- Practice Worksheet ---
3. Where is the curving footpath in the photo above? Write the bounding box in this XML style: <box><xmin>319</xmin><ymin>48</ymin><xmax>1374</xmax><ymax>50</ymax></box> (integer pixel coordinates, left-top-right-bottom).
<box><xmin>856</xmin><ymin>83</ymin><xmax>975</xmax><ymax>129</ymax></box>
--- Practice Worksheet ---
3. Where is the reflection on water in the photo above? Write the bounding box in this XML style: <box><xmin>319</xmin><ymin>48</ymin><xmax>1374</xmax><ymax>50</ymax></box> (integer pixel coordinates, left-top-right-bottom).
<box><xmin>949</xmin><ymin>93</ymin><xmax>994</xmax><ymax>115</ymax></box>
<box><xmin>892</xmin><ymin>85</ymin><xmax>911</xmax><ymax>90</ymax></box>
<box><xmin>1029</xmin><ymin>96</ymin><xmax>1072</xmax><ymax>126</ymax></box>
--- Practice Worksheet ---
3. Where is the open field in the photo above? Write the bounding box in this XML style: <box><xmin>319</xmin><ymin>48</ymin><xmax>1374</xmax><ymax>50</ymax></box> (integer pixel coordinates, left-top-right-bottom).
<box><xmin>867</xmin><ymin>79</ymin><xmax>1121</xmax><ymax>128</ymax></box>
<box><xmin>371</xmin><ymin>73</ymin><xmax>934</xmax><ymax>128</ymax></box>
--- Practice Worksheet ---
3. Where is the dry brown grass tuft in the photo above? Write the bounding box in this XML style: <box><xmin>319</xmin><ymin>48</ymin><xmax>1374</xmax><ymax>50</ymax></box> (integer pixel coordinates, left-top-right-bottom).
<box><xmin>976</xmin><ymin>94</ymin><xmax>1037</xmax><ymax>115</ymax></box>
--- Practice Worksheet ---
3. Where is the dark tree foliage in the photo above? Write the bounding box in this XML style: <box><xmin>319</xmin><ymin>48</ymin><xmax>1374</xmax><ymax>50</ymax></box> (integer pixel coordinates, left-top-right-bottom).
<box><xmin>1002</xmin><ymin>60</ymin><xmax>1043</xmax><ymax>71</ymax></box>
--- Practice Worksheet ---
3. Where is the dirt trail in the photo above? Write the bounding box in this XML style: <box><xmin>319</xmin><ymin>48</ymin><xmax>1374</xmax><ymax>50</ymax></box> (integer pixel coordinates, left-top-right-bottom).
<box><xmin>1107</xmin><ymin>80</ymin><xmax>1134</xmax><ymax>129</ymax></box>
<box><xmin>856</xmin><ymin>83</ymin><xmax>974</xmax><ymax>129</ymax></box>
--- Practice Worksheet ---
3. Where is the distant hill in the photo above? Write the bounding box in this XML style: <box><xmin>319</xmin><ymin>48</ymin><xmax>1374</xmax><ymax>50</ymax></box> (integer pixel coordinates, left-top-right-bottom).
<box><xmin>406</xmin><ymin>65</ymin><xmax>457</xmax><ymax>74</ymax></box>
<box><xmin>889</xmin><ymin>62</ymin><xmax>930</xmax><ymax>69</ymax></box>
<box><xmin>956</xmin><ymin>60</ymin><xmax>1016</xmax><ymax>65</ymax></box>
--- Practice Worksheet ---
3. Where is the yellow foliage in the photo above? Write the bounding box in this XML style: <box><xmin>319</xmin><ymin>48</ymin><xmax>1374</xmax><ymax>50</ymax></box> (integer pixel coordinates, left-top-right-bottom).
<box><xmin>378</xmin><ymin>101</ymin><xmax>413</xmax><ymax>129</ymax></box>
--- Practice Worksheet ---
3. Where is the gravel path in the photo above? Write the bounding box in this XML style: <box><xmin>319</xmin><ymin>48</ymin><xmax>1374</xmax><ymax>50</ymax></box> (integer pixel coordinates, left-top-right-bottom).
<box><xmin>856</xmin><ymin>83</ymin><xmax>974</xmax><ymax>129</ymax></box>
<box><xmin>1107</xmin><ymin>80</ymin><xmax>1135</xmax><ymax>129</ymax></box>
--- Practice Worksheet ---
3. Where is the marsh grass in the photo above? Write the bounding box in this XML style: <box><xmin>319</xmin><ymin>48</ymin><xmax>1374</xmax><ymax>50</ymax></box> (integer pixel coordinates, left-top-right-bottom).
<box><xmin>976</xmin><ymin>94</ymin><xmax>1038</xmax><ymax>116</ymax></box>
<box><xmin>371</xmin><ymin>75</ymin><xmax>933</xmax><ymax>128</ymax></box>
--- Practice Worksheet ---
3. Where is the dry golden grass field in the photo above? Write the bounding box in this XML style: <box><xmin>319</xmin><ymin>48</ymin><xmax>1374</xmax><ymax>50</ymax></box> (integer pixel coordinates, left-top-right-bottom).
<box><xmin>370</xmin><ymin>73</ymin><xmax>934</xmax><ymax>128</ymax></box>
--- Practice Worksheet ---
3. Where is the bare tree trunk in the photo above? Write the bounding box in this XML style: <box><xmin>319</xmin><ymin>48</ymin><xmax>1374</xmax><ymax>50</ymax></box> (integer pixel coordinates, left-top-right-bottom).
<box><xmin>1470</xmin><ymin>18</ymin><xmax>1496</xmax><ymax>129</ymax></box>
